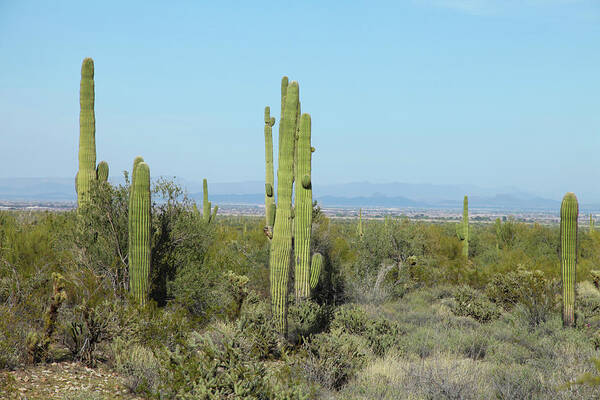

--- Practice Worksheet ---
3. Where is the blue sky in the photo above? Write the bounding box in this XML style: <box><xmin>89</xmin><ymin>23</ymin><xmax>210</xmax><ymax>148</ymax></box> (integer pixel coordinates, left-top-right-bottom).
<box><xmin>1</xmin><ymin>0</ymin><xmax>599</xmax><ymax>200</ymax></box>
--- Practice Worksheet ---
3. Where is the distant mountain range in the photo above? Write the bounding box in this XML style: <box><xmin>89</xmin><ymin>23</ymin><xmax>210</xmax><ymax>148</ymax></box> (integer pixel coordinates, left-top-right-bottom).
<box><xmin>0</xmin><ymin>178</ymin><xmax>595</xmax><ymax>211</ymax></box>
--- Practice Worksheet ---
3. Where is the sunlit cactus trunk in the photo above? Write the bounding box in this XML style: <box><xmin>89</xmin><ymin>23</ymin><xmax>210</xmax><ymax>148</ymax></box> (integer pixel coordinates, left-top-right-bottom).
<box><xmin>129</xmin><ymin>162</ymin><xmax>151</xmax><ymax>306</ymax></box>
<box><xmin>269</xmin><ymin>79</ymin><xmax>299</xmax><ymax>334</ymax></box>
<box><xmin>560</xmin><ymin>192</ymin><xmax>578</xmax><ymax>327</ymax></box>
<box><xmin>128</xmin><ymin>156</ymin><xmax>145</xmax><ymax>259</ymax></box>
<box><xmin>202</xmin><ymin>178</ymin><xmax>218</xmax><ymax>223</ymax></box>
<box><xmin>76</xmin><ymin>58</ymin><xmax>96</xmax><ymax>208</ymax></box>
<box><xmin>294</xmin><ymin>113</ymin><xmax>314</xmax><ymax>301</ymax></box>
<box><xmin>358</xmin><ymin>208</ymin><xmax>364</xmax><ymax>238</ymax></box>
<box><xmin>456</xmin><ymin>195</ymin><xmax>469</xmax><ymax>258</ymax></box>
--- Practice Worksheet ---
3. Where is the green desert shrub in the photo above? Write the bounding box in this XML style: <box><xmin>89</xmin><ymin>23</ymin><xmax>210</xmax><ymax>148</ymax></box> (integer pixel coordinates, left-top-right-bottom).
<box><xmin>330</xmin><ymin>304</ymin><xmax>403</xmax><ymax>356</ymax></box>
<box><xmin>300</xmin><ymin>332</ymin><xmax>370</xmax><ymax>390</ymax></box>
<box><xmin>452</xmin><ymin>286</ymin><xmax>500</xmax><ymax>323</ymax></box>
<box><xmin>158</xmin><ymin>331</ymin><xmax>309</xmax><ymax>399</ymax></box>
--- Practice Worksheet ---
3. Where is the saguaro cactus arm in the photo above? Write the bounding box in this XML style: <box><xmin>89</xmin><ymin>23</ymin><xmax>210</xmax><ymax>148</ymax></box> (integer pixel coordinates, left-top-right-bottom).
<box><xmin>310</xmin><ymin>253</ymin><xmax>323</xmax><ymax>290</ymax></box>
<box><xmin>96</xmin><ymin>161</ymin><xmax>109</xmax><ymax>182</ymax></box>
<box><xmin>264</xmin><ymin>106</ymin><xmax>276</xmax><ymax>230</ymax></box>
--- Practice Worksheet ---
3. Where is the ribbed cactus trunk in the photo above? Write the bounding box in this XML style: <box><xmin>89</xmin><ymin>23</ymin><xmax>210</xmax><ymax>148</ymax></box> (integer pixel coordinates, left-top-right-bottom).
<box><xmin>560</xmin><ymin>192</ymin><xmax>578</xmax><ymax>327</ymax></box>
<box><xmin>128</xmin><ymin>156</ymin><xmax>144</xmax><ymax>259</ymax></box>
<box><xmin>269</xmin><ymin>80</ymin><xmax>299</xmax><ymax>334</ymax></box>
<box><xmin>264</xmin><ymin>107</ymin><xmax>276</xmax><ymax>229</ymax></box>
<box><xmin>129</xmin><ymin>162</ymin><xmax>151</xmax><ymax>306</ymax></box>
<box><xmin>310</xmin><ymin>253</ymin><xmax>323</xmax><ymax>292</ymax></box>
<box><xmin>202</xmin><ymin>178</ymin><xmax>217</xmax><ymax>223</ymax></box>
<box><xmin>456</xmin><ymin>195</ymin><xmax>469</xmax><ymax>258</ymax></box>
<box><xmin>77</xmin><ymin>58</ymin><xmax>96</xmax><ymax>208</ymax></box>
<box><xmin>358</xmin><ymin>208</ymin><xmax>364</xmax><ymax>238</ymax></box>
<box><xmin>294</xmin><ymin>113</ymin><xmax>313</xmax><ymax>301</ymax></box>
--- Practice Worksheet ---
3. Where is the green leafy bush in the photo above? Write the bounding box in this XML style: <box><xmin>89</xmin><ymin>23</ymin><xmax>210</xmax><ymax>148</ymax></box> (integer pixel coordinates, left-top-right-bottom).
<box><xmin>330</xmin><ymin>304</ymin><xmax>403</xmax><ymax>356</ymax></box>
<box><xmin>452</xmin><ymin>286</ymin><xmax>500</xmax><ymax>323</ymax></box>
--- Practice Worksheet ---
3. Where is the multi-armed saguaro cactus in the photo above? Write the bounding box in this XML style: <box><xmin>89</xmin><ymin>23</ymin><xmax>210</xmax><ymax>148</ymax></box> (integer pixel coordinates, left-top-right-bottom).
<box><xmin>264</xmin><ymin>106</ymin><xmax>276</xmax><ymax>231</ymax></box>
<box><xmin>76</xmin><ymin>58</ymin><xmax>97</xmax><ymax>207</ymax></box>
<box><xmin>129</xmin><ymin>162</ymin><xmax>151</xmax><ymax>306</ymax></box>
<box><xmin>265</xmin><ymin>77</ymin><xmax>322</xmax><ymax>333</ymax></box>
<box><xmin>202</xmin><ymin>178</ymin><xmax>218</xmax><ymax>223</ymax></box>
<box><xmin>456</xmin><ymin>195</ymin><xmax>469</xmax><ymax>258</ymax></box>
<box><xmin>75</xmin><ymin>57</ymin><xmax>109</xmax><ymax>205</ymax></box>
<box><xmin>560</xmin><ymin>192</ymin><xmax>578</xmax><ymax>327</ymax></box>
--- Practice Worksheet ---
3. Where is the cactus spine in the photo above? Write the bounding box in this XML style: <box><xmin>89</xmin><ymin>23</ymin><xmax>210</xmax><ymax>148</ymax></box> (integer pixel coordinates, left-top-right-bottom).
<box><xmin>76</xmin><ymin>58</ymin><xmax>96</xmax><ymax>208</ymax></box>
<box><xmin>560</xmin><ymin>192</ymin><xmax>578</xmax><ymax>327</ymax></box>
<box><xmin>202</xmin><ymin>178</ymin><xmax>218</xmax><ymax>223</ymax></box>
<box><xmin>456</xmin><ymin>195</ymin><xmax>469</xmax><ymax>258</ymax></box>
<box><xmin>264</xmin><ymin>107</ymin><xmax>276</xmax><ymax>229</ymax></box>
<box><xmin>269</xmin><ymin>79</ymin><xmax>299</xmax><ymax>334</ymax></box>
<box><xmin>129</xmin><ymin>162</ymin><xmax>151</xmax><ymax>306</ymax></box>
<box><xmin>294</xmin><ymin>113</ymin><xmax>314</xmax><ymax>301</ymax></box>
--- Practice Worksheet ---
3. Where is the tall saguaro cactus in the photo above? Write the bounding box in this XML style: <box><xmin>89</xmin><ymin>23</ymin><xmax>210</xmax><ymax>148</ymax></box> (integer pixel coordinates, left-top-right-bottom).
<box><xmin>264</xmin><ymin>107</ymin><xmax>276</xmax><ymax>230</ymax></box>
<box><xmin>269</xmin><ymin>79</ymin><xmax>299</xmax><ymax>334</ymax></box>
<box><xmin>129</xmin><ymin>162</ymin><xmax>151</xmax><ymax>306</ymax></box>
<box><xmin>203</xmin><ymin>178</ymin><xmax>218</xmax><ymax>223</ymax></box>
<box><xmin>590</xmin><ymin>214</ymin><xmax>595</xmax><ymax>233</ymax></box>
<box><xmin>456</xmin><ymin>195</ymin><xmax>469</xmax><ymax>258</ymax></box>
<box><xmin>77</xmin><ymin>58</ymin><xmax>97</xmax><ymax>208</ymax></box>
<box><xmin>560</xmin><ymin>192</ymin><xmax>578</xmax><ymax>327</ymax></box>
<box><xmin>265</xmin><ymin>77</ymin><xmax>322</xmax><ymax>333</ymax></box>
<box><xmin>294</xmin><ymin>113</ymin><xmax>315</xmax><ymax>300</ymax></box>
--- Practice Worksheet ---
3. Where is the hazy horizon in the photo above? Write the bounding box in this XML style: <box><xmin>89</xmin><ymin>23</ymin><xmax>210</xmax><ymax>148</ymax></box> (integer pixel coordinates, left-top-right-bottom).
<box><xmin>1</xmin><ymin>1</ymin><xmax>599</xmax><ymax>201</ymax></box>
